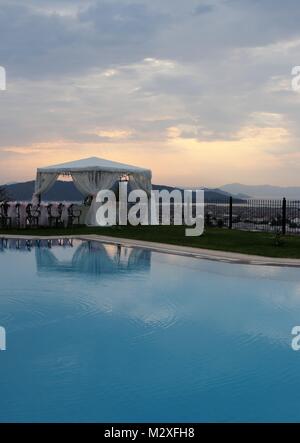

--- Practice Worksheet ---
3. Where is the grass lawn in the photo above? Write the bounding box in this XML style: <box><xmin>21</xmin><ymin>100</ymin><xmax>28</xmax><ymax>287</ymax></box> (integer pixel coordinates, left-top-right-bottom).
<box><xmin>1</xmin><ymin>225</ymin><xmax>300</xmax><ymax>258</ymax></box>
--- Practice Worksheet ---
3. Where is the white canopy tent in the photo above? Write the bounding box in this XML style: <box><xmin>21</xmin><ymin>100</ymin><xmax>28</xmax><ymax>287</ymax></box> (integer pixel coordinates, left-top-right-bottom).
<box><xmin>33</xmin><ymin>157</ymin><xmax>152</xmax><ymax>226</ymax></box>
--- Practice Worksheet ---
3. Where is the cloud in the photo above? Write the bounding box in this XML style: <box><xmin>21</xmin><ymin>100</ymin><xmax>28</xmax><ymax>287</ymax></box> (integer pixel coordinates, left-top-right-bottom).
<box><xmin>0</xmin><ymin>1</ymin><xmax>170</xmax><ymax>80</ymax></box>
<box><xmin>1</xmin><ymin>0</ymin><xmax>300</xmax><ymax>185</ymax></box>
<box><xmin>194</xmin><ymin>4</ymin><xmax>214</xmax><ymax>15</ymax></box>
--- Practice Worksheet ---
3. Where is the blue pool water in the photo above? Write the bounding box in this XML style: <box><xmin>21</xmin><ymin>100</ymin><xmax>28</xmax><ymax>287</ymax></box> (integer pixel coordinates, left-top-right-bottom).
<box><xmin>1</xmin><ymin>238</ymin><xmax>300</xmax><ymax>422</ymax></box>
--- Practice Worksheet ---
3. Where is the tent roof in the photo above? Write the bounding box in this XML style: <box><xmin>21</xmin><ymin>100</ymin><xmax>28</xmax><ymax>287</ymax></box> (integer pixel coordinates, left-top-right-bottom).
<box><xmin>37</xmin><ymin>156</ymin><xmax>151</xmax><ymax>175</ymax></box>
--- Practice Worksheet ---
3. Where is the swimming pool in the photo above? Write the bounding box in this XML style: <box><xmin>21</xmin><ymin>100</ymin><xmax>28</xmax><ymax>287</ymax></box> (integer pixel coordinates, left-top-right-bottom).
<box><xmin>0</xmin><ymin>238</ymin><xmax>300</xmax><ymax>423</ymax></box>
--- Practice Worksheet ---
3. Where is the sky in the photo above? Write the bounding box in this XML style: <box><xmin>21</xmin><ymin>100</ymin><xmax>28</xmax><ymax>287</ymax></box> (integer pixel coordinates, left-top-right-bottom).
<box><xmin>1</xmin><ymin>0</ymin><xmax>300</xmax><ymax>187</ymax></box>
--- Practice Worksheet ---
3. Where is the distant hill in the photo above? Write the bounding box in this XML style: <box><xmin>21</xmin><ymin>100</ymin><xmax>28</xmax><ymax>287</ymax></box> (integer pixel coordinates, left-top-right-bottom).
<box><xmin>3</xmin><ymin>180</ymin><xmax>83</xmax><ymax>202</ymax></box>
<box><xmin>2</xmin><ymin>180</ymin><xmax>245</xmax><ymax>203</ymax></box>
<box><xmin>152</xmin><ymin>185</ymin><xmax>243</xmax><ymax>202</ymax></box>
<box><xmin>220</xmin><ymin>183</ymin><xmax>300</xmax><ymax>199</ymax></box>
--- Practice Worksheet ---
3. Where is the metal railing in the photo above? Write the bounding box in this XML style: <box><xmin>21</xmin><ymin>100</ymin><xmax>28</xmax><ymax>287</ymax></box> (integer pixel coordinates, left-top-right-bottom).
<box><xmin>204</xmin><ymin>197</ymin><xmax>300</xmax><ymax>235</ymax></box>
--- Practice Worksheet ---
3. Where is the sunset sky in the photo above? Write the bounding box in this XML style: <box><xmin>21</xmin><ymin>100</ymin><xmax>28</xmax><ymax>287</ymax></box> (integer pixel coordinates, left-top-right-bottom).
<box><xmin>1</xmin><ymin>0</ymin><xmax>300</xmax><ymax>187</ymax></box>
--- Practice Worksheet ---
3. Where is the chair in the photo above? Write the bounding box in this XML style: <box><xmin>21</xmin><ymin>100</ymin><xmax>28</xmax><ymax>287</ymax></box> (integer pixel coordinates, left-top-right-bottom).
<box><xmin>26</xmin><ymin>203</ymin><xmax>40</xmax><ymax>228</ymax></box>
<box><xmin>67</xmin><ymin>204</ymin><xmax>81</xmax><ymax>226</ymax></box>
<box><xmin>0</xmin><ymin>202</ymin><xmax>12</xmax><ymax>228</ymax></box>
<box><xmin>47</xmin><ymin>203</ymin><xmax>64</xmax><ymax>227</ymax></box>
<box><xmin>6</xmin><ymin>202</ymin><xmax>19</xmax><ymax>228</ymax></box>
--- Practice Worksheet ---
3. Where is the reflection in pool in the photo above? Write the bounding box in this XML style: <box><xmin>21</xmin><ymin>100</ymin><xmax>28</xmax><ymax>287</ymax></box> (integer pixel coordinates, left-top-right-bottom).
<box><xmin>35</xmin><ymin>240</ymin><xmax>151</xmax><ymax>276</ymax></box>
<box><xmin>0</xmin><ymin>239</ymin><xmax>300</xmax><ymax>422</ymax></box>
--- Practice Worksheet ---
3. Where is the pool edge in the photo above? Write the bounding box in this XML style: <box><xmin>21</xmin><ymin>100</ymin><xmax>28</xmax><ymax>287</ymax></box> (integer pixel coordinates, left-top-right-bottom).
<box><xmin>1</xmin><ymin>233</ymin><xmax>300</xmax><ymax>267</ymax></box>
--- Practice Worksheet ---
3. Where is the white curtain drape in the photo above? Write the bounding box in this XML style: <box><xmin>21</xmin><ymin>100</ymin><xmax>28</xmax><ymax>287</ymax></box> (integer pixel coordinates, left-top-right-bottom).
<box><xmin>32</xmin><ymin>172</ymin><xmax>59</xmax><ymax>204</ymax></box>
<box><xmin>71</xmin><ymin>171</ymin><xmax>120</xmax><ymax>196</ymax></box>
<box><xmin>129</xmin><ymin>172</ymin><xmax>152</xmax><ymax>196</ymax></box>
<box><xmin>71</xmin><ymin>171</ymin><xmax>121</xmax><ymax>226</ymax></box>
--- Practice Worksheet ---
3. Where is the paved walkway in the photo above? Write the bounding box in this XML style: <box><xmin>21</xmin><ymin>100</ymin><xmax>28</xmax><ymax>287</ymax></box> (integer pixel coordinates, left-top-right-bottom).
<box><xmin>1</xmin><ymin>233</ymin><xmax>300</xmax><ymax>267</ymax></box>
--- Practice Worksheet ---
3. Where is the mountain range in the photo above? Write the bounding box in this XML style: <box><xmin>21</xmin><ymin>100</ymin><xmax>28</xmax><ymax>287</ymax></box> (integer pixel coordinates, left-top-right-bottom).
<box><xmin>220</xmin><ymin>183</ymin><xmax>300</xmax><ymax>199</ymax></box>
<box><xmin>1</xmin><ymin>180</ymin><xmax>245</xmax><ymax>203</ymax></box>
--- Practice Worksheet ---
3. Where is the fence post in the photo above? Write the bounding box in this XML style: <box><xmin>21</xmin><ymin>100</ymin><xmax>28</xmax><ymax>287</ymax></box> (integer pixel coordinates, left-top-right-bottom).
<box><xmin>282</xmin><ymin>197</ymin><xmax>286</xmax><ymax>235</ymax></box>
<box><xmin>229</xmin><ymin>196</ymin><xmax>233</xmax><ymax>229</ymax></box>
